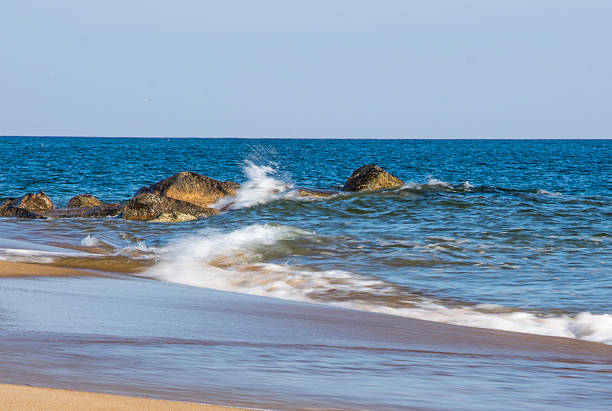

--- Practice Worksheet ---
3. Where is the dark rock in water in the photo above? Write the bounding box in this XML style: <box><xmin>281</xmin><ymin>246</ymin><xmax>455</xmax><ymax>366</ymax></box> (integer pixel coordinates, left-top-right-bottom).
<box><xmin>43</xmin><ymin>204</ymin><xmax>125</xmax><ymax>218</ymax></box>
<box><xmin>68</xmin><ymin>194</ymin><xmax>103</xmax><ymax>208</ymax></box>
<box><xmin>0</xmin><ymin>204</ymin><xmax>45</xmax><ymax>219</ymax></box>
<box><xmin>342</xmin><ymin>164</ymin><xmax>404</xmax><ymax>192</ymax></box>
<box><xmin>136</xmin><ymin>171</ymin><xmax>239</xmax><ymax>208</ymax></box>
<box><xmin>0</xmin><ymin>191</ymin><xmax>53</xmax><ymax>218</ymax></box>
<box><xmin>123</xmin><ymin>193</ymin><xmax>218</xmax><ymax>222</ymax></box>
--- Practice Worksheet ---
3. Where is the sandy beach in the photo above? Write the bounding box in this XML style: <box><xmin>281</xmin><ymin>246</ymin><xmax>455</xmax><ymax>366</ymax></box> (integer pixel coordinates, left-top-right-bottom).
<box><xmin>0</xmin><ymin>384</ymin><xmax>246</xmax><ymax>410</ymax></box>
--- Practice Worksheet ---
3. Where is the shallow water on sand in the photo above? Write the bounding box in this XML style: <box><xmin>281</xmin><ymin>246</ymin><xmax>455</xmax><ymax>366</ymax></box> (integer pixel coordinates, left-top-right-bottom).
<box><xmin>2</xmin><ymin>276</ymin><xmax>612</xmax><ymax>410</ymax></box>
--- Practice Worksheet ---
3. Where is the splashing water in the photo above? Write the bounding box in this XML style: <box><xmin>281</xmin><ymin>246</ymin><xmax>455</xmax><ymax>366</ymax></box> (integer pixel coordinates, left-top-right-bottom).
<box><xmin>214</xmin><ymin>161</ymin><xmax>295</xmax><ymax>210</ymax></box>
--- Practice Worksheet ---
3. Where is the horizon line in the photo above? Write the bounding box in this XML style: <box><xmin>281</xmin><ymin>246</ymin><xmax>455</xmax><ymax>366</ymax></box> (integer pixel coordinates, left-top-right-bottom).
<box><xmin>1</xmin><ymin>135</ymin><xmax>610</xmax><ymax>140</ymax></box>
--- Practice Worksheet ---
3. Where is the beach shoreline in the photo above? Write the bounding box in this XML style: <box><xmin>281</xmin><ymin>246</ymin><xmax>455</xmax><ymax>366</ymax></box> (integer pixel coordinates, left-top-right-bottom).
<box><xmin>0</xmin><ymin>261</ymin><xmax>101</xmax><ymax>278</ymax></box>
<box><xmin>0</xmin><ymin>384</ymin><xmax>248</xmax><ymax>411</ymax></box>
<box><xmin>2</xmin><ymin>266</ymin><xmax>612</xmax><ymax>410</ymax></box>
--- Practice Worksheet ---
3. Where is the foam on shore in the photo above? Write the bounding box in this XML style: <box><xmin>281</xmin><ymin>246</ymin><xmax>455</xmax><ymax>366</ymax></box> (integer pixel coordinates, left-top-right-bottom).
<box><xmin>145</xmin><ymin>224</ymin><xmax>612</xmax><ymax>345</ymax></box>
<box><xmin>0</xmin><ymin>238</ymin><xmax>93</xmax><ymax>263</ymax></box>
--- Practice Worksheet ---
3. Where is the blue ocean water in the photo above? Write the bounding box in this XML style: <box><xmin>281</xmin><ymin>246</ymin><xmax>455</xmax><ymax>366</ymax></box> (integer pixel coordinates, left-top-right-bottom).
<box><xmin>1</xmin><ymin>137</ymin><xmax>611</xmax><ymax>342</ymax></box>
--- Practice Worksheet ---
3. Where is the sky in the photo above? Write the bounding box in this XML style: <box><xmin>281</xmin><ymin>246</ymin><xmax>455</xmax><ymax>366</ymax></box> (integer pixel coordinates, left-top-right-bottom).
<box><xmin>0</xmin><ymin>1</ymin><xmax>611</xmax><ymax>138</ymax></box>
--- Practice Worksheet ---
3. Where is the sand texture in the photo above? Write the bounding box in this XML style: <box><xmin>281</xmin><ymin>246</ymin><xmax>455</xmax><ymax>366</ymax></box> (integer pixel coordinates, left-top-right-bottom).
<box><xmin>0</xmin><ymin>384</ymin><xmax>247</xmax><ymax>411</ymax></box>
<box><xmin>0</xmin><ymin>261</ymin><xmax>98</xmax><ymax>277</ymax></box>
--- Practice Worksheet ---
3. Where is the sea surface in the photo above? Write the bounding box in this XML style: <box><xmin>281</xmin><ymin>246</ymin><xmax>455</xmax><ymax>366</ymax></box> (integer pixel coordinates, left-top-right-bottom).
<box><xmin>1</xmin><ymin>137</ymin><xmax>611</xmax><ymax>343</ymax></box>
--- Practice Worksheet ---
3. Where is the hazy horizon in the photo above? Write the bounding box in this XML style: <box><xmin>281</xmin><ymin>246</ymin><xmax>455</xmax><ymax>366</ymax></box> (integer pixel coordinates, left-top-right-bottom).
<box><xmin>1</xmin><ymin>1</ymin><xmax>611</xmax><ymax>139</ymax></box>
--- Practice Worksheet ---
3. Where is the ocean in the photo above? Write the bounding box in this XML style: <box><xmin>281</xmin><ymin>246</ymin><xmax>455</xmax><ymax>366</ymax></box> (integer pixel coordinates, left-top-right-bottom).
<box><xmin>1</xmin><ymin>137</ymin><xmax>611</xmax><ymax>409</ymax></box>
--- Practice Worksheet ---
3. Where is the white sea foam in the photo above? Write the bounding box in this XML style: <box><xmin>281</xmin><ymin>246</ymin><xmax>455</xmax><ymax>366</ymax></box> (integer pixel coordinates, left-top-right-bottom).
<box><xmin>401</xmin><ymin>178</ymin><xmax>465</xmax><ymax>191</ymax></box>
<box><xmin>146</xmin><ymin>224</ymin><xmax>385</xmax><ymax>298</ymax></box>
<box><xmin>81</xmin><ymin>235</ymin><xmax>102</xmax><ymax>247</ymax></box>
<box><xmin>145</xmin><ymin>224</ymin><xmax>612</xmax><ymax>345</ymax></box>
<box><xmin>426</xmin><ymin>178</ymin><xmax>453</xmax><ymax>188</ymax></box>
<box><xmin>214</xmin><ymin>161</ymin><xmax>295</xmax><ymax>210</ymax></box>
<box><xmin>536</xmin><ymin>189</ymin><xmax>562</xmax><ymax>196</ymax></box>
<box><xmin>0</xmin><ymin>237</ymin><xmax>92</xmax><ymax>263</ymax></box>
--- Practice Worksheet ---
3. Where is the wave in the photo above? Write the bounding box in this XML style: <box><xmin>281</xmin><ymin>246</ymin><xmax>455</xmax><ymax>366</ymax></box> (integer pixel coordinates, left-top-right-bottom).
<box><xmin>145</xmin><ymin>224</ymin><xmax>612</xmax><ymax>345</ymax></box>
<box><xmin>209</xmin><ymin>162</ymin><xmax>566</xmax><ymax>212</ymax></box>
<box><xmin>213</xmin><ymin>161</ymin><xmax>297</xmax><ymax>210</ymax></box>
<box><xmin>400</xmin><ymin>178</ymin><xmax>563</xmax><ymax>196</ymax></box>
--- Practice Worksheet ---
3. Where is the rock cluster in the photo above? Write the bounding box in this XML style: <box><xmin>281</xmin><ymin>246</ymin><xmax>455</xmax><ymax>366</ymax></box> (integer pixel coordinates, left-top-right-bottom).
<box><xmin>122</xmin><ymin>172</ymin><xmax>237</xmax><ymax>222</ymax></box>
<box><xmin>135</xmin><ymin>172</ymin><xmax>239</xmax><ymax>208</ymax></box>
<box><xmin>1</xmin><ymin>165</ymin><xmax>405</xmax><ymax>222</ymax></box>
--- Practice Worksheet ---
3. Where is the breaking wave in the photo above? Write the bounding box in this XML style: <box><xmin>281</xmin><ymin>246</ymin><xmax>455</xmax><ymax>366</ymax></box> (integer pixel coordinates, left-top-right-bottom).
<box><xmin>214</xmin><ymin>161</ymin><xmax>296</xmax><ymax>210</ymax></box>
<box><xmin>145</xmin><ymin>224</ymin><xmax>612</xmax><ymax>345</ymax></box>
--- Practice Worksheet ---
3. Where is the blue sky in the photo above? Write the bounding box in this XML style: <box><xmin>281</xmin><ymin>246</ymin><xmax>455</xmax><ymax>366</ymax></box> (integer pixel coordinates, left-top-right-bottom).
<box><xmin>1</xmin><ymin>1</ymin><xmax>610</xmax><ymax>138</ymax></box>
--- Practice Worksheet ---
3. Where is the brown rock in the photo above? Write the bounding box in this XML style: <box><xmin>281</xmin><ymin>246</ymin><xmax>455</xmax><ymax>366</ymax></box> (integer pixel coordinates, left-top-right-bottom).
<box><xmin>0</xmin><ymin>191</ymin><xmax>53</xmax><ymax>218</ymax></box>
<box><xmin>136</xmin><ymin>172</ymin><xmax>239</xmax><ymax>208</ymax></box>
<box><xmin>149</xmin><ymin>211</ymin><xmax>199</xmax><ymax>223</ymax></box>
<box><xmin>342</xmin><ymin>164</ymin><xmax>404</xmax><ymax>192</ymax></box>
<box><xmin>68</xmin><ymin>194</ymin><xmax>103</xmax><ymax>208</ymax></box>
<box><xmin>0</xmin><ymin>204</ymin><xmax>45</xmax><ymax>219</ymax></box>
<box><xmin>123</xmin><ymin>193</ymin><xmax>218</xmax><ymax>222</ymax></box>
<box><xmin>5</xmin><ymin>192</ymin><xmax>54</xmax><ymax>211</ymax></box>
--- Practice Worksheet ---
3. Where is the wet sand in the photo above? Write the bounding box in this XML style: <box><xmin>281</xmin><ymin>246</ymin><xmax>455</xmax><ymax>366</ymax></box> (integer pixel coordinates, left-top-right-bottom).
<box><xmin>0</xmin><ymin>384</ymin><xmax>246</xmax><ymax>410</ymax></box>
<box><xmin>1</xmin><ymin>272</ymin><xmax>612</xmax><ymax>410</ymax></box>
<box><xmin>0</xmin><ymin>261</ymin><xmax>99</xmax><ymax>277</ymax></box>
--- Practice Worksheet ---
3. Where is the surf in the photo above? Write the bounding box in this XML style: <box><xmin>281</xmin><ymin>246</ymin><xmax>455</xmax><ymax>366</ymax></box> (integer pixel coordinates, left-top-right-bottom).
<box><xmin>143</xmin><ymin>223</ymin><xmax>612</xmax><ymax>345</ymax></box>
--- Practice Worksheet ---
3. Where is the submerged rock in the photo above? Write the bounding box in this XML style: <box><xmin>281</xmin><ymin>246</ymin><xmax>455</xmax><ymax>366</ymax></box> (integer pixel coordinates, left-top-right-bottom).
<box><xmin>43</xmin><ymin>204</ymin><xmax>125</xmax><ymax>218</ymax></box>
<box><xmin>293</xmin><ymin>187</ymin><xmax>337</xmax><ymax>198</ymax></box>
<box><xmin>123</xmin><ymin>193</ymin><xmax>218</xmax><ymax>222</ymax></box>
<box><xmin>68</xmin><ymin>194</ymin><xmax>103</xmax><ymax>208</ymax></box>
<box><xmin>0</xmin><ymin>191</ymin><xmax>54</xmax><ymax>218</ymax></box>
<box><xmin>342</xmin><ymin>164</ymin><xmax>404</xmax><ymax>192</ymax></box>
<box><xmin>136</xmin><ymin>172</ymin><xmax>239</xmax><ymax>208</ymax></box>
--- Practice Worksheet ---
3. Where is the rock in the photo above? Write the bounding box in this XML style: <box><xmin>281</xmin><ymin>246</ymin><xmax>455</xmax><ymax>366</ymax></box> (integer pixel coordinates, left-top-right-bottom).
<box><xmin>0</xmin><ymin>191</ymin><xmax>53</xmax><ymax>218</ymax></box>
<box><xmin>0</xmin><ymin>204</ymin><xmax>45</xmax><ymax>219</ymax></box>
<box><xmin>136</xmin><ymin>172</ymin><xmax>239</xmax><ymax>208</ymax></box>
<box><xmin>43</xmin><ymin>204</ymin><xmax>125</xmax><ymax>218</ymax></box>
<box><xmin>149</xmin><ymin>211</ymin><xmax>199</xmax><ymax>223</ymax></box>
<box><xmin>68</xmin><ymin>194</ymin><xmax>103</xmax><ymax>208</ymax></box>
<box><xmin>293</xmin><ymin>187</ymin><xmax>337</xmax><ymax>198</ymax></box>
<box><xmin>342</xmin><ymin>164</ymin><xmax>404</xmax><ymax>192</ymax></box>
<box><xmin>123</xmin><ymin>193</ymin><xmax>218</xmax><ymax>222</ymax></box>
<box><xmin>3</xmin><ymin>191</ymin><xmax>54</xmax><ymax>211</ymax></box>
